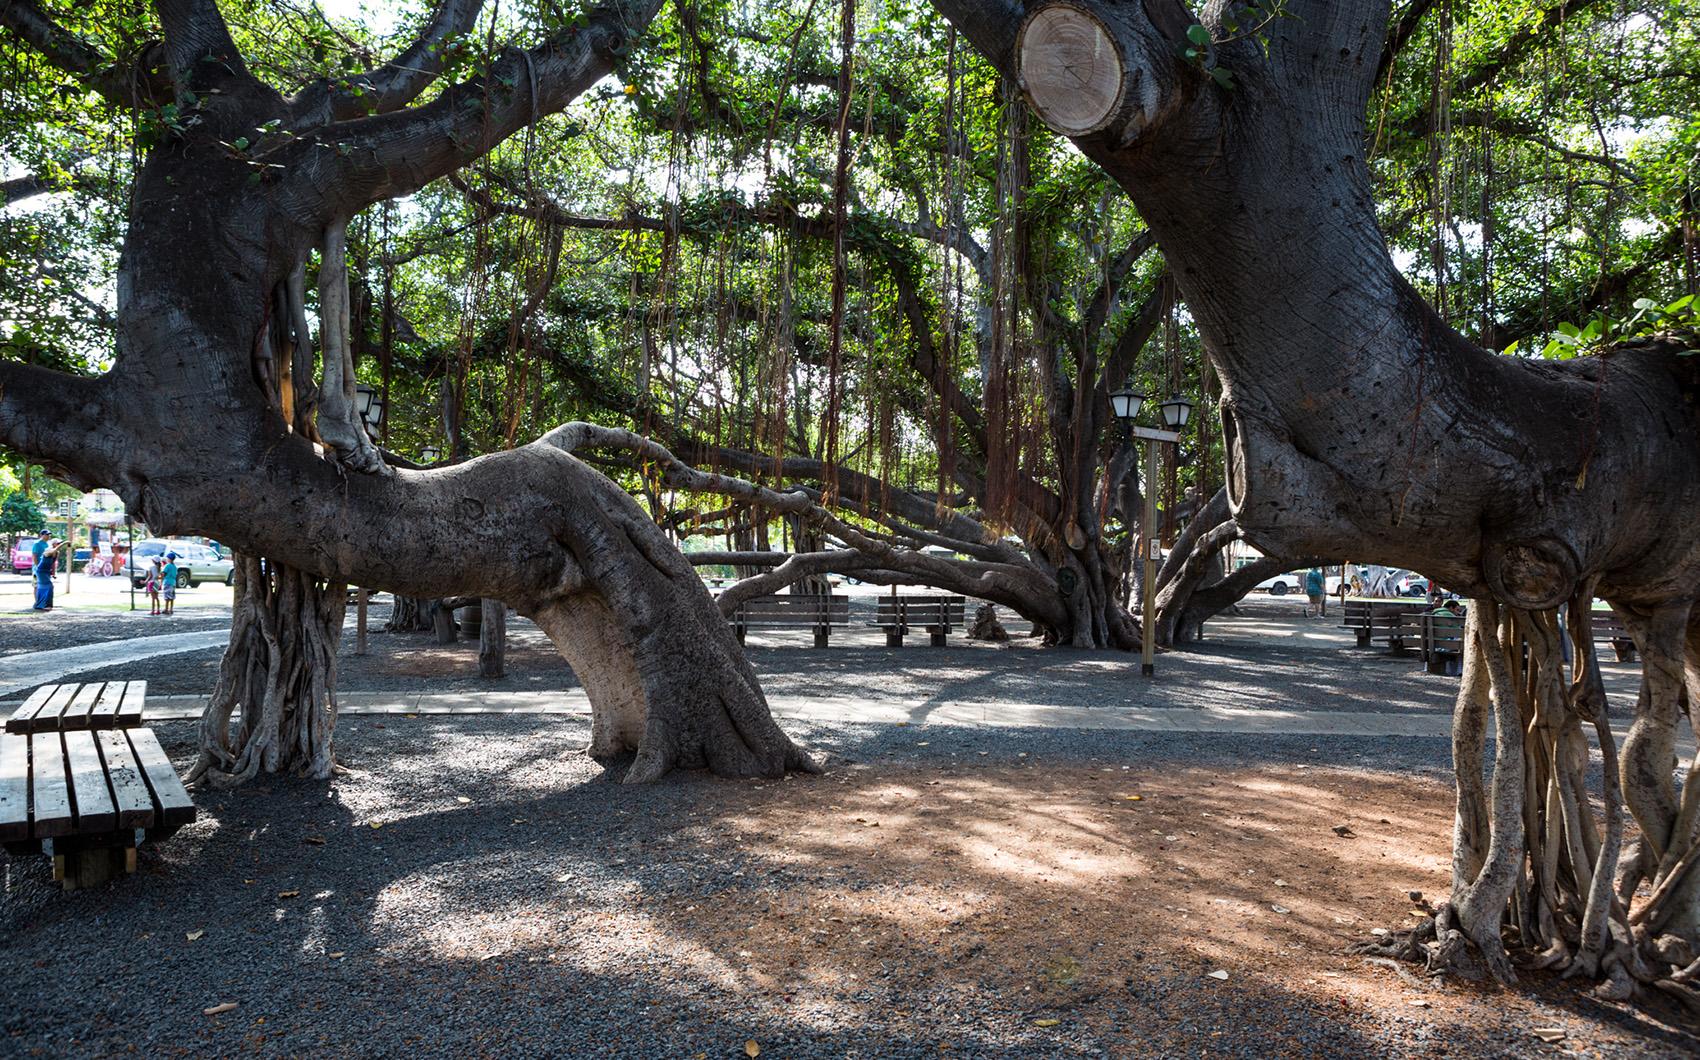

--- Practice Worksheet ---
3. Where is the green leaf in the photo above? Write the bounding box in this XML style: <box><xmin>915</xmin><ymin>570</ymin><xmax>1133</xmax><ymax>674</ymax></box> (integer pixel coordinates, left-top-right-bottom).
<box><xmin>232</xmin><ymin>137</ymin><xmax>250</xmax><ymax>151</ymax></box>
<box><xmin>1186</xmin><ymin>24</ymin><xmax>1212</xmax><ymax>46</ymax></box>
<box><xmin>1210</xmin><ymin>66</ymin><xmax>1235</xmax><ymax>89</ymax></box>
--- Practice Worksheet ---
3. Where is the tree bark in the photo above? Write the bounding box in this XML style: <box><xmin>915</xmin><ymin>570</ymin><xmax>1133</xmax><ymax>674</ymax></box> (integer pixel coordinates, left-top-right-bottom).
<box><xmin>479</xmin><ymin>598</ymin><xmax>506</xmax><ymax>679</ymax></box>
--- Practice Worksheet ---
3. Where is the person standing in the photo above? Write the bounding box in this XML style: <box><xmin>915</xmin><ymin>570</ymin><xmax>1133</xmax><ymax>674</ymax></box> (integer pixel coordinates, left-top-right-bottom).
<box><xmin>30</xmin><ymin>529</ymin><xmax>56</xmax><ymax>610</ymax></box>
<box><xmin>145</xmin><ymin>557</ymin><xmax>164</xmax><ymax>615</ymax></box>
<box><xmin>1304</xmin><ymin>566</ymin><xmax>1326</xmax><ymax>618</ymax></box>
<box><xmin>161</xmin><ymin>551</ymin><xmax>179</xmax><ymax>616</ymax></box>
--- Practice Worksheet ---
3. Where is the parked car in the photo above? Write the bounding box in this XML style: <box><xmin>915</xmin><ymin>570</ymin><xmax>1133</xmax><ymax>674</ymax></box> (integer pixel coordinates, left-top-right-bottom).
<box><xmin>9</xmin><ymin>540</ymin><xmax>35</xmax><ymax>574</ymax></box>
<box><xmin>1255</xmin><ymin>572</ymin><xmax>1302</xmax><ymax>596</ymax></box>
<box><xmin>126</xmin><ymin>539</ymin><xmax>235</xmax><ymax>588</ymax></box>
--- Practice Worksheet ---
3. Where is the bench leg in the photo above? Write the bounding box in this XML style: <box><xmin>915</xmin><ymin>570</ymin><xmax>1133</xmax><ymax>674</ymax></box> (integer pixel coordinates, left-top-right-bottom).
<box><xmin>735</xmin><ymin>625</ymin><xmax>746</xmax><ymax>645</ymax></box>
<box><xmin>886</xmin><ymin>629</ymin><xmax>904</xmax><ymax>648</ymax></box>
<box><xmin>929</xmin><ymin>629</ymin><xmax>946</xmax><ymax>647</ymax></box>
<box><xmin>60</xmin><ymin>847</ymin><xmax>130</xmax><ymax>891</ymax></box>
<box><xmin>815</xmin><ymin>628</ymin><xmax>829</xmax><ymax>649</ymax></box>
<box><xmin>1356</xmin><ymin>631</ymin><xmax>1371</xmax><ymax>647</ymax></box>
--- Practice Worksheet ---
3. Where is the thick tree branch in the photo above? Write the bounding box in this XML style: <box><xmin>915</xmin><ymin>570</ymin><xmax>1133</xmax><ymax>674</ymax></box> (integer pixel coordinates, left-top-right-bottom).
<box><xmin>1374</xmin><ymin>0</ymin><xmax>1437</xmax><ymax>86</ymax></box>
<box><xmin>292</xmin><ymin>0</ymin><xmax>664</xmax><ymax>216</ymax></box>
<box><xmin>298</xmin><ymin>0</ymin><xmax>486</xmax><ymax>123</ymax></box>
<box><xmin>0</xmin><ymin>0</ymin><xmax>136</xmax><ymax>101</ymax></box>
<box><xmin>155</xmin><ymin>0</ymin><xmax>251</xmax><ymax>91</ymax></box>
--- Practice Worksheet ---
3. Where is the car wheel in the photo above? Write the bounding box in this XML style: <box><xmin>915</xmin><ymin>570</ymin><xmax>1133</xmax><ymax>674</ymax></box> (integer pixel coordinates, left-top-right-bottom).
<box><xmin>177</xmin><ymin>570</ymin><xmax>191</xmax><ymax>589</ymax></box>
<box><xmin>1270</xmin><ymin>583</ymin><xmax>1289</xmax><ymax>596</ymax></box>
<box><xmin>226</xmin><ymin>570</ymin><xmax>235</xmax><ymax>586</ymax></box>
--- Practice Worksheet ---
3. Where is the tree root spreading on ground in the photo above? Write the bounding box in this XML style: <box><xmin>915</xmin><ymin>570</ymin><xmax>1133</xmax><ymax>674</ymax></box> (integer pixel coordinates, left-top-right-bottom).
<box><xmin>1354</xmin><ymin>591</ymin><xmax>1700</xmax><ymax>1010</ymax></box>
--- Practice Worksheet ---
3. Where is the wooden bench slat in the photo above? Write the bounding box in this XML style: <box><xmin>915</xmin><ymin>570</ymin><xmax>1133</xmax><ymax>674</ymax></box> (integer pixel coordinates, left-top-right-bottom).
<box><xmin>95</xmin><ymin>729</ymin><xmax>155</xmax><ymax>829</ymax></box>
<box><xmin>17</xmin><ymin>685</ymin><xmax>78</xmax><ymax>734</ymax></box>
<box><xmin>116</xmin><ymin>681</ymin><xmax>147</xmax><ymax>727</ymax></box>
<box><xmin>29</xmin><ymin>734</ymin><xmax>74</xmax><ymax>838</ymax></box>
<box><xmin>63</xmin><ymin>730</ymin><xmax>117</xmax><ymax>832</ymax></box>
<box><xmin>60</xmin><ymin>683</ymin><xmax>105</xmax><ymax>731</ymax></box>
<box><xmin>5</xmin><ymin>685</ymin><xmax>57</xmax><ymax>735</ymax></box>
<box><xmin>89</xmin><ymin>682</ymin><xmax>125</xmax><ymax>727</ymax></box>
<box><xmin>0</xmin><ymin>734</ymin><xmax>28</xmax><ymax>842</ymax></box>
<box><xmin>127</xmin><ymin>728</ymin><xmax>195</xmax><ymax>829</ymax></box>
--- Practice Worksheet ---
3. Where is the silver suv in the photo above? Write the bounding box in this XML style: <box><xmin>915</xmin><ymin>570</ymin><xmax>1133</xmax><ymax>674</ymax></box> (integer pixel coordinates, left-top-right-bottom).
<box><xmin>126</xmin><ymin>539</ymin><xmax>236</xmax><ymax>588</ymax></box>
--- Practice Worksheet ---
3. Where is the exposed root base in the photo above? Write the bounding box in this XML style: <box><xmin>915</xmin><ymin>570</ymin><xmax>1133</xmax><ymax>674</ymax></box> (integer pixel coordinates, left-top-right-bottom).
<box><xmin>186</xmin><ymin>556</ymin><xmax>346</xmax><ymax>789</ymax></box>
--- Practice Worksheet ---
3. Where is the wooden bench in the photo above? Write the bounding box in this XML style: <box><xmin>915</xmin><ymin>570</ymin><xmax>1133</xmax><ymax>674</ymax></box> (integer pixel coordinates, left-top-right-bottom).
<box><xmin>2</xmin><ymin>682</ymin><xmax>196</xmax><ymax>889</ymax></box>
<box><xmin>870</xmin><ymin>595</ymin><xmax>967</xmax><ymax>647</ymax></box>
<box><xmin>1420</xmin><ymin>611</ymin><xmax>1468</xmax><ymax>675</ymax></box>
<box><xmin>1340</xmin><ymin>598</ymin><xmax>1429</xmax><ymax>652</ymax></box>
<box><xmin>1591</xmin><ymin>608</ymin><xmax>1637</xmax><ymax>662</ymax></box>
<box><xmin>728</xmin><ymin>594</ymin><xmax>851</xmax><ymax>647</ymax></box>
<box><xmin>7</xmin><ymin>681</ymin><xmax>145</xmax><ymax>734</ymax></box>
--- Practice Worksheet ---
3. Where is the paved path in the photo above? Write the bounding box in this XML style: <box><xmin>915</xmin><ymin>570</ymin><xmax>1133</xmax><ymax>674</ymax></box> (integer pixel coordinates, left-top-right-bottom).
<box><xmin>143</xmin><ymin>690</ymin><xmax>1683</xmax><ymax>745</ymax></box>
<box><xmin>0</xmin><ymin>629</ymin><xmax>228</xmax><ymax>696</ymax></box>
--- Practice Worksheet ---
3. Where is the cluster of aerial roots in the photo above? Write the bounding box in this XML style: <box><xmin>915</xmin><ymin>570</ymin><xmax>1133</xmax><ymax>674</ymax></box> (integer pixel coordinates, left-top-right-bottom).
<box><xmin>1357</xmin><ymin>584</ymin><xmax>1700</xmax><ymax>1009</ymax></box>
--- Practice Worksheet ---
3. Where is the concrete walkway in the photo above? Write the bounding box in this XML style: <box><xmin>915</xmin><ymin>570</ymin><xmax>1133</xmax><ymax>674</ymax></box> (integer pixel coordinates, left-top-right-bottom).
<box><xmin>130</xmin><ymin>689</ymin><xmax>1532</xmax><ymax>741</ymax></box>
<box><xmin>0</xmin><ymin>629</ymin><xmax>228</xmax><ymax>696</ymax></box>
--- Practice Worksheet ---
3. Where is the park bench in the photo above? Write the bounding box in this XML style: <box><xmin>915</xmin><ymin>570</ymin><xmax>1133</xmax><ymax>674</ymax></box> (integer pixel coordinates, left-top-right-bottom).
<box><xmin>870</xmin><ymin>594</ymin><xmax>967</xmax><ymax>647</ymax></box>
<box><xmin>2</xmin><ymin>682</ymin><xmax>196</xmax><ymax>890</ymax></box>
<box><xmin>728</xmin><ymin>594</ymin><xmax>851</xmax><ymax>647</ymax></box>
<box><xmin>1420</xmin><ymin>612</ymin><xmax>1468</xmax><ymax>676</ymax></box>
<box><xmin>1340</xmin><ymin>598</ymin><xmax>1429</xmax><ymax>652</ymax></box>
<box><xmin>1591</xmin><ymin>608</ymin><xmax>1637</xmax><ymax>662</ymax></box>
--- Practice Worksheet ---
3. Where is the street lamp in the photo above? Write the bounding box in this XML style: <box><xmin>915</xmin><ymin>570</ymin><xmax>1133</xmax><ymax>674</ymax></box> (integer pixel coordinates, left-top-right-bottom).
<box><xmin>1159</xmin><ymin>393</ymin><xmax>1194</xmax><ymax>429</ymax></box>
<box><xmin>1109</xmin><ymin>388</ymin><xmax>1146</xmax><ymax>423</ymax></box>
<box><xmin>419</xmin><ymin>444</ymin><xmax>442</xmax><ymax>465</ymax></box>
<box><xmin>355</xmin><ymin>383</ymin><xmax>377</xmax><ymax>422</ymax></box>
<box><xmin>1114</xmin><ymin>387</ymin><xmax>1191</xmax><ymax>677</ymax></box>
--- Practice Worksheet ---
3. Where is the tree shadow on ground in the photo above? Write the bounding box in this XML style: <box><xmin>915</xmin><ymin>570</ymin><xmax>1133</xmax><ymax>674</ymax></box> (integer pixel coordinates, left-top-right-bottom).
<box><xmin>0</xmin><ymin>717</ymin><xmax>1694</xmax><ymax>1057</ymax></box>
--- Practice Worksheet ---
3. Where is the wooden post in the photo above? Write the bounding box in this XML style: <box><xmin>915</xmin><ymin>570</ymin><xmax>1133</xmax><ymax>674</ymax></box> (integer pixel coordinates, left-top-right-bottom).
<box><xmin>355</xmin><ymin>587</ymin><xmax>369</xmax><ymax>655</ymax></box>
<box><xmin>431</xmin><ymin>601</ymin><xmax>457</xmax><ymax>644</ymax></box>
<box><xmin>479</xmin><ymin>598</ymin><xmax>506</xmax><ymax>679</ymax></box>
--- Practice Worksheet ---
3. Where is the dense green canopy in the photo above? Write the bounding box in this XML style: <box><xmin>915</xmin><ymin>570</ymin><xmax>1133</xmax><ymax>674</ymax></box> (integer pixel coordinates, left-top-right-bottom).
<box><xmin>2</xmin><ymin>0</ymin><xmax>1694</xmax><ymax>524</ymax></box>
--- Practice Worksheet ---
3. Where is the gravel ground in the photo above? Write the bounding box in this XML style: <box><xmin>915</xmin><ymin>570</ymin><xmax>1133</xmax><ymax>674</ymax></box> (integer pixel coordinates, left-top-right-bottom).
<box><xmin>0</xmin><ymin>606</ymin><xmax>227</xmax><ymax>660</ymax></box>
<box><xmin>2</xmin><ymin>719</ymin><xmax>1692</xmax><ymax>1058</ymax></box>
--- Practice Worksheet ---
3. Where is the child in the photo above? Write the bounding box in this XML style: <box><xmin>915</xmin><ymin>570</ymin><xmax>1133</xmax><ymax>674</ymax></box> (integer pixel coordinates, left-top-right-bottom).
<box><xmin>161</xmin><ymin>551</ymin><xmax>178</xmax><ymax>616</ymax></box>
<box><xmin>145</xmin><ymin>558</ymin><xmax>163</xmax><ymax>615</ymax></box>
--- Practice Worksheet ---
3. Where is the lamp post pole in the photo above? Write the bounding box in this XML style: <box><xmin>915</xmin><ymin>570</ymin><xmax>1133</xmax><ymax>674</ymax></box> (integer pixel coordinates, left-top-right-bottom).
<box><xmin>1142</xmin><ymin>436</ymin><xmax>1160</xmax><ymax>677</ymax></box>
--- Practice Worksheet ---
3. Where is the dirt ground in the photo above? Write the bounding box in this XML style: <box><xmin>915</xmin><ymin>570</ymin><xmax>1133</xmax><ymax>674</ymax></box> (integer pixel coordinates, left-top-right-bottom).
<box><xmin>642</xmin><ymin>763</ymin><xmax>1696</xmax><ymax>1056</ymax></box>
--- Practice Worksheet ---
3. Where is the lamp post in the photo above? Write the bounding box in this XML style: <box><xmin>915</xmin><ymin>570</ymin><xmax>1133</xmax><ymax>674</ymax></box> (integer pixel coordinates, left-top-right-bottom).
<box><xmin>1112</xmin><ymin>388</ymin><xmax>1193</xmax><ymax>677</ymax></box>
<box><xmin>419</xmin><ymin>444</ymin><xmax>442</xmax><ymax>465</ymax></box>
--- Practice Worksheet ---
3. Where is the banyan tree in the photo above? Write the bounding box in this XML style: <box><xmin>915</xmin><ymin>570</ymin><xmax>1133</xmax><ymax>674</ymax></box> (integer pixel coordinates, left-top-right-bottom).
<box><xmin>4</xmin><ymin>0</ymin><xmax>1700</xmax><ymax>1005</ymax></box>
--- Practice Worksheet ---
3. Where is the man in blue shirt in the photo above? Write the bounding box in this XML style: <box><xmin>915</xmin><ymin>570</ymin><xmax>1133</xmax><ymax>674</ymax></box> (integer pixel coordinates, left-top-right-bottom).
<box><xmin>161</xmin><ymin>552</ymin><xmax>178</xmax><ymax>616</ymax></box>
<box><xmin>30</xmin><ymin>530</ymin><xmax>56</xmax><ymax>611</ymax></box>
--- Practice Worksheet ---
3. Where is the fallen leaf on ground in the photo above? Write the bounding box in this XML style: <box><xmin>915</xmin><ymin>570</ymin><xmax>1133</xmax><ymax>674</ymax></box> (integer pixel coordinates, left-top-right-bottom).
<box><xmin>185</xmin><ymin>930</ymin><xmax>204</xmax><ymax>942</ymax></box>
<box><xmin>1409</xmin><ymin>999</ymin><xmax>1430</xmax><ymax>1008</ymax></box>
<box><xmin>328</xmin><ymin>952</ymin><xmax>345</xmax><ymax>959</ymax></box>
<box><xmin>1332</xmin><ymin>824</ymin><xmax>1356</xmax><ymax>837</ymax></box>
<box><xmin>1207</xmin><ymin>969</ymin><xmax>1230</xmax><ymax>981</ymax></box>
<box><xmin>1034</xmin><ymin>1018</ymin><xmax>1061</xmax><ymax>1027</ymax></box>
<box><xmin>1271</xmin><ymin>905</ymin><xmax>1291</xmax><ymax>915</ymax></box>
<box><xmin>745</xmin><ymin>1040</ymin><xmax>761</xmax><ymax>1057</ymax></box>
<box><xmin>1274</xmin><ymin>879</ymin><xmax>1289</xmax><ymax>887</ymax></box>
<box><xmin>456</xmin><ymin>796</ymin><xmax>472</xmax><ymax>804</ymax></box>
<box><xmin>1532</xmin><ymin>1029</ymin><xmax>1566</xmax><ymax>1043</ymax></box>
<box><xmin>203</xmin><ymin>1002</ymin><xmax>238</xmax><ymax>1016</ymax></box>
<box><xmin>277</xmin><ymin>890</ymin><xmax>299</xmax><ymax>899</ymax></box>
<box><xmin>304</xmin><ymin>836</ymin><xmax>325</xmax><ymax>845</ymax></box>
<box><xmin>369</xmin><ymin>822</ymin><xmax>382</xmax><ymax>830</ymax></box>
<box><xmin>1124</xmin><ymin>795</ymin><xmax>1143</xmax><ymax>801</ymax></box>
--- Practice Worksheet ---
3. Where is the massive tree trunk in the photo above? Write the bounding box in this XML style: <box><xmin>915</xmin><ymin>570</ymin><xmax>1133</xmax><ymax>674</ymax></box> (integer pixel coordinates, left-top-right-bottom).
<box><xmin>936</xmin><ymin>0</ymin><xmax>1700</xmax><ymax>998</ymax></box>
<box><xmin>0</xmin><ymin>0</ymin><xmax>814</xmax><ymax>784</ymax></box>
